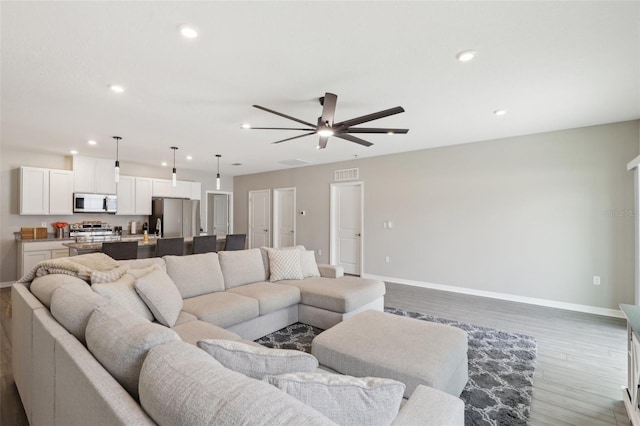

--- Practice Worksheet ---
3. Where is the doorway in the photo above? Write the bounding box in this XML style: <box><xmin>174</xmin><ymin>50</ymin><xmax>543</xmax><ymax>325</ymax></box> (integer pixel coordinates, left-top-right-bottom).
<box><xmin>249</xmin><ymin>189</ymin><xmax>271</xmax><ymax>248</ymax></box>
<box><xmin>273</xmin><ymin>187</ymin><xmax>296</xmax><ymax>248</ymax></box>
<box><xmin>205</xmin><ymin>191</ymin><xmax>233</xmax><ymax>237</ymax></box>
<box><xmin>330</xmin><ymin>182</ymin><xmax>363</xmax><ymax>275</ymax></box>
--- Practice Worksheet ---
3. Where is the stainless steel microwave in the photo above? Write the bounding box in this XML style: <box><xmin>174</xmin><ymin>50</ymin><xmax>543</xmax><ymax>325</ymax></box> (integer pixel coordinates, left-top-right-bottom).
<box><xmin>73</xmin><ymin>193</ymin><xmax>117</xmax><ymax>213</ymax></box>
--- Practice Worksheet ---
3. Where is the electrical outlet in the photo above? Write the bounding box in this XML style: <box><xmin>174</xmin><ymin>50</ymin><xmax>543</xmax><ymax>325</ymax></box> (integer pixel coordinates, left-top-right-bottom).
<box><xmin>593</xmin><ymin>276</ymin><xmax>601</xmax><ymax>286</ymax></box>
<box><xmin>41</xmin><ymin>222</ymin><xmax>47</xmax><ymax>227</ymax></box>
<box><xmin>385</xmin><ymin>256</ymin><xmax>390</xmax><ymax>263</ymax></box>
<box><xmin>318</xmin><ymin>249</ymin><xmax>322</xmax><ymax>256</ymax></box>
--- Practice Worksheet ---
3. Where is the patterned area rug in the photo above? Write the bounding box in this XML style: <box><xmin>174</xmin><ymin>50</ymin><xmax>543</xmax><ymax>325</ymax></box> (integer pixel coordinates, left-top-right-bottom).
<box><xmin>256</xmin><ymin>306</ymin><xmax>537</xmax><ymax>426</ymax></box>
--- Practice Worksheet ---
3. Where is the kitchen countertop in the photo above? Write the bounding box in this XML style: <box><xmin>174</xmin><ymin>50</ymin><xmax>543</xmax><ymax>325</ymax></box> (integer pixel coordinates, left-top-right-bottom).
<box><xmin>14</xmin><ymin>233</ymin><xmax>75</xmax><ymax>242</ymax></box>
<box><xmin>63</xmin><ymin>235</ymin><xmax>224</xmax><ymax>251</ymax></box>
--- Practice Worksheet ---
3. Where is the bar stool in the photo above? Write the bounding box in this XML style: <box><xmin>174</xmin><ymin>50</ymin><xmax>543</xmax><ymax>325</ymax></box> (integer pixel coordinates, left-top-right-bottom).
<box><xmin>155</xmin><ymin>237</ymin><xmax>184</xmax><ymax>257</ymax></box>
<box><xmin>223</xmin><ymin>234</ymin><xmax>246</xmax><ymax>251</ymax></box>
<box><xmin>192</xmin><ymin>235</ymin><xmax>217</xmax><ymax>254</ymax></box>
<box><xmin>101</xmin><ymin>241</ymin><xmax>138</xmax><ymax>260</ymax></box>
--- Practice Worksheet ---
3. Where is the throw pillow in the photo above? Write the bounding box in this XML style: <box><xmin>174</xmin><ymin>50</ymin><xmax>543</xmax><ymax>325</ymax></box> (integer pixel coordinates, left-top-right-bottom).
<box><xmin>264</xmin><ymin>372</ymin><xmax>405</xmax><ymax>426</ymax></box>
<box><xmin>135</xmin><ymin>268</ymin><xmax>183</xmax><ymax>327</ymax></box>
<box><xmin>197</xmin><ymin>339</ymin><xmax>318</xmax><ymax>379</ymax></box>
<box><xmin>300</xmin><ymin>250</ymin><xmax>321</xmax><ymax>278</ymax></box>
<box><xmin>92</xmin><ymin>274</ymin><xmax>154</xmax><ymax>321</ymax></box>
<box><xmin>91</xmin><ymin>265</ymin><xmax>130</xmax><ymax>284</ymax></box>
<box><xmin>267</xmin><ymin>248</ymin><xmax>303</xmax><ymax>282</ymax></box>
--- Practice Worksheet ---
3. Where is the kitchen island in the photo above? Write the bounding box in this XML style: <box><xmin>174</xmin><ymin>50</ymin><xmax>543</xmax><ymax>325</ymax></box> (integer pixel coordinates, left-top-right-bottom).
<box><xmin>63</xmin><ymin>235</ymin><xmax>225</xmax><ymax>257</ymax></box>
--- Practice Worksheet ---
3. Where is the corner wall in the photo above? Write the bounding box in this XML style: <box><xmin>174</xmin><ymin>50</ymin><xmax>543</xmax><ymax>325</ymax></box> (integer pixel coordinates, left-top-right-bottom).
<box><xmin>234</xmin><ymin>120</ymin><xmax>639</xmax><ymax>310</ymax></box>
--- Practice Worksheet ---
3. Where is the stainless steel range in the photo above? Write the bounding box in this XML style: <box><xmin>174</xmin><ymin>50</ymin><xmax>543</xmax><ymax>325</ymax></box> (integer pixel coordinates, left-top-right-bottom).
<box><xmin>69</xmin><ymin>221</ymin><xmax>121</xmax><ymax>242</ymax></box>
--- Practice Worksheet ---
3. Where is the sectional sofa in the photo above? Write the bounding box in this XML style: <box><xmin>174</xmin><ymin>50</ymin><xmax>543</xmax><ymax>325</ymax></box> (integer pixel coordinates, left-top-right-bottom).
<box><xmin>12</xmin><ymin>248</ymin><xmax>464</xmax><ymax>425</ymax></box>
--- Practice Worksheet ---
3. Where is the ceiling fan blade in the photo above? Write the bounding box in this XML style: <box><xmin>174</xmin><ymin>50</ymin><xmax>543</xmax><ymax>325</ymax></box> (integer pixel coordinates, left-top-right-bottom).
<box><xmin>344</xmin><ymin>128</ymin><xmax>410</xmax><ymax>134</ymax></box>
<box><xmin>271</xmin><ymin>132</ymin><xmax>316</xmax><ymax>144</ymax></box>
<box><xmin>320</xmin><ymin>92</ymin><xmax>337</xmax><ymax>127</ymax></box>
<box><xmin>253</xmin><ymin>105</ymin><xmax>316</xmax><ymax>127</ymax></box>
<box><xmin>249</xmin><ymin>127</ymin><xmax>315</xmax><ymax>131</ymax></box>
<box><xmin>317</xmin><ymin>136</ymin><xmax>329</xmax><ymax>149</ymax></box>
<box><xmin>335</xmin><ymin>133</ymin><xmax>373</xmax><ymax>147</ymax></box>
<box><xmin>334</xmin><ymin>106</ymin><xmax>405</xmax><ymax>129</ymax></box>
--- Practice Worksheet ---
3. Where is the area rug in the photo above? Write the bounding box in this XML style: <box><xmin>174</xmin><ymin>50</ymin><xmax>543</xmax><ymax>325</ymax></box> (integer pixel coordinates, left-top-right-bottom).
<box><xmin>256</xmin><ymin>306</ymin><xmax>537</xmax><ymax>426</ymax></box>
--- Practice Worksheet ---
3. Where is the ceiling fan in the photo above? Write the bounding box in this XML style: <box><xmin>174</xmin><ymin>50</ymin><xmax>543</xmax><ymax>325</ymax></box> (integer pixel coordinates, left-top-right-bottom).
<box><xmin>250</xmin><ymin>92</ymin><xmax>409</xmax><ymax>149</ymax></box>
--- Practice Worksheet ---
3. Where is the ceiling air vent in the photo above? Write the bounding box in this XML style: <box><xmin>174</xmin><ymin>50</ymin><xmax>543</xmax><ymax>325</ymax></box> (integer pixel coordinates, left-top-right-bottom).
<box><xmin>334</xmin><ymin>168</ymin><xmax>359</xmax><ymax>182</ymax></box>
<box><xmin>279</xmin><ymin>159</ymin><xmax>311</xmax><ymax>167</ymax></box>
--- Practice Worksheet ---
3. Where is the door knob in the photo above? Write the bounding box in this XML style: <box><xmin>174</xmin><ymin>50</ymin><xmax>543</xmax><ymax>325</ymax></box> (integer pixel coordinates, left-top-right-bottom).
<box><xmin>355</xmin><ymin>233</ymin><xmax>361</xmax><ymax>237</ymax></box>
<box><xmin>264</xmin><ymin>229</ymin><xmax>268</xmax><ymax>232</ymax></box>
<box><xmin>291</xmin><ymin>230</ymin><xmax>295</xmax><ymax>233</ymax></box>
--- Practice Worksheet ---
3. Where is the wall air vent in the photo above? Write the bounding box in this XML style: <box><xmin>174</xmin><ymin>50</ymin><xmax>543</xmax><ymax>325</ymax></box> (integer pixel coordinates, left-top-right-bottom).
<box><xmin>334</xmin><ymin>168</ymin><xmax>359</xmax><ymax>182</ymax></box>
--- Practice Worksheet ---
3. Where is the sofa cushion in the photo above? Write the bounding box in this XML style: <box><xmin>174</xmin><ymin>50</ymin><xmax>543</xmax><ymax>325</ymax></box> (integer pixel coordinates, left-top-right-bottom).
<box><xmin>50</xmin><ymin>284</ymin><xmax>109</xmax><ymax>343</ymax></box>
<box><xmin>135</xmin><ymin>268</ymin><xmax>183</xmax><ymax>327</ymax></box>
<box><xmin>301</xmin><ymin>250</ymin><xmax>321</xmax><ymax>278</ymax></box>
<box><xmin>264</xmin><ymin>372</ymin><xmax>404</xmax><ymax>426</ymax></box>
<box><xmin>171</xmin><ymin>320</ymin><xmax>242</xmax><ymax>346</ymax></box>
<box><xmin>92</xmin><ymin>274</ymin><xmax>155</xmax><ymax>321</ymax></box>
<box><xmin>279</xmin><ymin>276</ymin><xmax>386</xmax><ymax>313</ymax></box>
<box><xmin>139</xmin><ymin>341</ymin><xmax>334</xmax><ymax>426</ymax></box>
<box><xmin>164</xmin><ymin>253</ymin><xmax>225</xmax><ymax>298</ymax></box>
<box><xmin>267</xmin><ymin>248</ymin><xmax>304</xmax><ymax>282</ymax></box>
<box><xmin>260</xmin><ymin>245</ymin><xmax>305</xmax><ymax>280</ymax></box>
<box><xmin>174</xmin><ymin>311</ymin><xmax>197</xmax><ymax>325</ymax></box>
<box><xmin>198</xmin><ymin>339</ymin><xmax>318</xmax><ymax>379</ymax></box>
<box><xmin>219</xmin><ymin>248</ymin><xmax>267</xmax><ymax>288</ymax></box>
<box><xmin>85</xmin><ymin>304</ymin><xmax>180</xmax><ymax>399</ymax></box>
<box><xmin>182</xmin><ymin>292</ymin><xmax>259</xmax><ymax>328</ymax></box>
<box><xmin>31</xmin><ymin>274</ymin><xmax>90</xmax><ymax>308</ymax></box>
<box><xmin>226</xmin><ymin>282</ymin><xmax>300</xmax><ymax>315</ymax></box>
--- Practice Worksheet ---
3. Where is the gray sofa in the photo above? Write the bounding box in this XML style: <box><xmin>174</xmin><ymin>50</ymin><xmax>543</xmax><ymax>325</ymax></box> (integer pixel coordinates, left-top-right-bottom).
<box><xmin>12</xmin><ymin>248</ymin><xmax>464</xmax><ymax>425</ymax></box>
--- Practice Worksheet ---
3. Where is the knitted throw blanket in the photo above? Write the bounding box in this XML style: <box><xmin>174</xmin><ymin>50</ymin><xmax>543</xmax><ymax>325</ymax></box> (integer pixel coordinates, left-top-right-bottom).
<box><xmin>17</xmin><ymin>253</ymin><xmax>120</xmax><ymax>284</ymax></box>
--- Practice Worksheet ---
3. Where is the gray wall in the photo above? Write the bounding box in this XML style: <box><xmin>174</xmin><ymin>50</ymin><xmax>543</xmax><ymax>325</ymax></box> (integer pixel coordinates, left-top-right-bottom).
<box><xmin>0</xmin><ymin>147</ymin><xmax>230</xmax><ymax>282</ymax></box>
<box><xmin>234</xmin><ymin>120</ymin><xmax>640</xmax><ymax>310</ymax></box>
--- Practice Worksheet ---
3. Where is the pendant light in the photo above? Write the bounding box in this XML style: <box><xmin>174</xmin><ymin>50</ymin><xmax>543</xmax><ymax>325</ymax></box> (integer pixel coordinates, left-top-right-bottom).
<box><xmin>215</xmin><ymin>154</ymin><xmax>222</xmax><ymax>190</ymax></box>
<box><xmin>171</xmin><ymin>146</ymin><xmax>178</xmax><ymax>187</ymax></box>
<box><xmin>113</xmin><ymin>136</ymin><xmax>122</xmax><ymax>183</ymax></box>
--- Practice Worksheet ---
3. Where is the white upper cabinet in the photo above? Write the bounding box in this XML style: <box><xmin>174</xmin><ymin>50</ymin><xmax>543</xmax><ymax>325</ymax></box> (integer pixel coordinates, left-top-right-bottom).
<box><xmin>117</xmin><ymin>176</ymin><xmax>152</xmax><ymax>215</ymax></box>
<box><xmin>152</xmin><ymin>178</ymin><xmax>200</xmax><ymax>199</ymax></box>
<box><xmin>20</xmin><ymin>167</ymin><xmax>73</xmax><ymax>215</ymax></box>
<box><xmin>72</xmin><ymin>156</ymin><xmax>116</xmax><ymax>194</ymax></box>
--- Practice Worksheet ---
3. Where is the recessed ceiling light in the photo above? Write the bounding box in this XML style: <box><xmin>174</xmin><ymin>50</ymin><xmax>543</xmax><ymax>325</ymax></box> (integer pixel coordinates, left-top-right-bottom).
<box><xmin>109</xmin><ymin>84</ymin><xmax>125</xmax><ymax>93</ymax></box>
<box><xmin>161</xmin><ymin>162</ymin><xmax>167</xmax><ymax>167</ymax></box>
<box><xmin>178</xmin><ymin>24</ymin><xmax>198</xmax><ymax>39</ymax></box>
<box><xmin>241</xmin><ymin>123</ymin><xmax>251</xmax><ymax>129</ymax></box>
<box><xmin>186</xmin><ymin>156</ymin><xmax>193</xmax><ymax>160</ymax></box>
<box><xmin>70</xmin><ymin>150</ymin><xmax>78</xmax><ymax>155</ymax></box>
<box><xmin>456</xmin><ymin>50</ymin><xmax>476</xmax><ymax>62</ymax></box>
<box><xmin>87</xmin><ymin>140</ymin><xmax>97</xmax><ymax>145</ymax></box>
<box><xmin>232</xmin><ymin>163</ymin><xmax>242</xmax><ymax>166</ymax></box>
<box><xmin>493</xmin><ymin>109</ymin><xmax>507</xmax><ymax>116</ymax></box>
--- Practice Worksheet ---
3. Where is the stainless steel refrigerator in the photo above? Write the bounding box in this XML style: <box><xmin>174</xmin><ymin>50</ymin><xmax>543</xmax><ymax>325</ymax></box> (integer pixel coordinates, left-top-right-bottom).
<box><xmin>150</xmin><ymin>198</ymin><xmax>201</xmax><ymax>238</ymax></box>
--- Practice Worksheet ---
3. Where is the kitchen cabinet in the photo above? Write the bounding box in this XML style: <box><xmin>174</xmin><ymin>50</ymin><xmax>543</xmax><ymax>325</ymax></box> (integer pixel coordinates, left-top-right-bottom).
<box><xmin>72</xmin><ymin>155</ymin><xmax>116</xmax><ymax>194</ymax></box>
<box><xmin>117</xmin><ymin>176</ymin><xmax>152</xmax><ymax>215</ymax></box>
<box><xmin>17</xmin><ymin>240</ymin><xmax>70</xmax><ymax>278</ymax></box>
<box><xmin>20</xmin><ymin>166</ymin><xmax>74</xmax><ymax>215</ymax></box>
<box><xmin>152</xmin><ymin>178</ymin><xmax>201</xmax><ymax>200</ymax></box>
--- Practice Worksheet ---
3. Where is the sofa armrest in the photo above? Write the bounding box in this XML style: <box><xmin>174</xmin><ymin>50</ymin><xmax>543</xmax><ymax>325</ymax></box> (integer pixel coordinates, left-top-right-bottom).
<box><xmin>392</xmin><ymin>385</ymin><xmax>464</xmax><ymax>426</ymax></box>
<box><xmin>317</xmin><ymin>264</ymin><xmax>344</xmax><ymax>279</ymax></box>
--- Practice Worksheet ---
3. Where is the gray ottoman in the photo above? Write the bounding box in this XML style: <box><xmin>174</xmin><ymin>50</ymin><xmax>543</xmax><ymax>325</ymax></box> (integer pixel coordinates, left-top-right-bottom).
<box><xmin>311</xmin><ymin>309</ymin><xmax>468</xmax><ymax>398</ymax></box>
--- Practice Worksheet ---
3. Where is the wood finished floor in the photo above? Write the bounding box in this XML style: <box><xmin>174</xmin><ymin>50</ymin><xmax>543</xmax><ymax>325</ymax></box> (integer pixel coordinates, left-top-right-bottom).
<box><xmin>0</xmin><ymin>284</ymin><xmax>631</xmax><ymax>425</ymax></box>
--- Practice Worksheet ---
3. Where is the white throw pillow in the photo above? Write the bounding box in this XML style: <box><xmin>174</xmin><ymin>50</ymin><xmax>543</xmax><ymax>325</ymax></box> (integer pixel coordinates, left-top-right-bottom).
<box><xmin>92</xmin><ymin>274</ymin><xmax>155</xmax><ymax>321</ymax></box>
<box><xmin>197</xmin><ymin>339</ymin><xmax>318</xmax><ymax>379</ymax></box>
<box><xmin>267</xmin><ymin>248</ymin><xmax>304</xmax><ymax>282</ymax></box>
<box><xmin>264</xmin><ymin>372</ymin><xmax>405</xmax><ymax>426</ymax></box>
<box><xmin>135</xmin><ymin>268</ymin><xmax>183</xmax><ymax>327</ymax></box>
<box><xmin>300</xmin><ymin>250</ymin><xmax>321</xmax><ymax>278</ymax></box>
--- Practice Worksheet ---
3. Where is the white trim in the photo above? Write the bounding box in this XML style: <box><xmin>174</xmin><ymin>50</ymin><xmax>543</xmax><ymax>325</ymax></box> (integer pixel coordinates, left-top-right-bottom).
<box><xmin>1</xmin><ymin>281</ymin><xmax>15</xmax><ymax>289</ymax></box>
<box><xmin>330</xmin><ymin>181</ymin><xmax>364</xmax><ymax>275</ymax></box>
<box><xmin>204</xmin><ymin>190</ymin><xmax>233</xmax><ymax>236</ymax></box>
<box><xmin>628</xmin><ymin>155</ymin><xmax>640</xmax><ymax>171</ymax></box>
<box><xmin>273</xmin><ymin>187</ymin><xmax>296</xmax><ymax>248</ymax></box>
<box><xmin>363</xmin><ymin>273</ymin><xmax>624</xmax><ymax>318</ymax></box>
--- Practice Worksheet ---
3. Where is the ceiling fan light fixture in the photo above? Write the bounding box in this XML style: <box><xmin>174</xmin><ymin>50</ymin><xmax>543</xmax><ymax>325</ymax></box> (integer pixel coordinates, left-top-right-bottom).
<box><xmin>317</xmin><ymin>128</ymin><xmax>334</xmax><ymax>137</ymax></box>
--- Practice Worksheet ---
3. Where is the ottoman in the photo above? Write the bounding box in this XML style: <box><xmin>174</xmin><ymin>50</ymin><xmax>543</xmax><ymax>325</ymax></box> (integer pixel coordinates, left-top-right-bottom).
<box><xmin>311</xmin><ymin>309</ymin><xmax>468</xmax><ymax>398</ymax></box>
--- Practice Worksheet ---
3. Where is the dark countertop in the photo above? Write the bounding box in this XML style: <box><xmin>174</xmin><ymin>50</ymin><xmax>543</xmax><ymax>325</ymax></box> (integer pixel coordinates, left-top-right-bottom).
<box><xmin>620</xmin><ymin>304</ymin><xmax>640</xmax><ymax>332</ymax></box>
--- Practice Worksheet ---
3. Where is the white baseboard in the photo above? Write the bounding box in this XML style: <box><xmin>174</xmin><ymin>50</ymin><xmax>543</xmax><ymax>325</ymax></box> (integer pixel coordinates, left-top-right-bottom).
<box><xmin>362</xmin><ymin>273</ymin><xmax>624</xmax><ymax>319</ymax></box>
<box><xmin>1</xmin><ymin>281</ymin><xmax>15</xmax><ymax>289</ymax></box>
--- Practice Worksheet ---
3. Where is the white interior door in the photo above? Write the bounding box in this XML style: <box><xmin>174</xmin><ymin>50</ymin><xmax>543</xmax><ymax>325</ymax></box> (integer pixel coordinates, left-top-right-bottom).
<box><xmin>273</xmin><ymin>188</ymin><xmax>296</xmax><ymax>248</ymax></box>
<box><xmin>330</xmin><ymin>182</ymin><xmax>363</xmax><ymax>275</ymax></box>
<box><xmin>249</xmin><ymin>189</ymin><xmax>271</xmax><ymax>248</ymax></box>
<box><xmin>213</xmin><ymin>194</ymin><xmax>229</xmax><ymax>237</ymax></box>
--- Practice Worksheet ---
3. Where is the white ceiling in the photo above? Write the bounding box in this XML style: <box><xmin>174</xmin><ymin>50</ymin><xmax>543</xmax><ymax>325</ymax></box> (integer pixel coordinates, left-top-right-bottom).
<box><xmin>2</xmin><ymin>1</ymin><xmax>639</xmax><ymax>177</ymax></box>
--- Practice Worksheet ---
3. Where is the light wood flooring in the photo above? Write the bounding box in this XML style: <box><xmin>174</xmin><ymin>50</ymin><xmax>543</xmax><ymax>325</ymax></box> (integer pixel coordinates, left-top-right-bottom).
<box><xmin>0</xmin><ymin>284</ymin><xmax>632</xmax><ymax>425</ymax></box>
